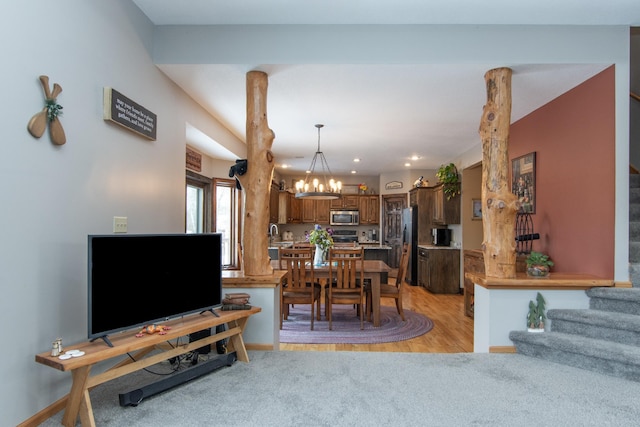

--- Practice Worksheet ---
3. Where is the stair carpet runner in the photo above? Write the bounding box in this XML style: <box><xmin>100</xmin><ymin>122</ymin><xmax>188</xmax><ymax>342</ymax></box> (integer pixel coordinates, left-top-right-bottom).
<box><xmin>509</xmin><ymin>174</ymin><xmax>640</xmax><ymax>382</ymax></box>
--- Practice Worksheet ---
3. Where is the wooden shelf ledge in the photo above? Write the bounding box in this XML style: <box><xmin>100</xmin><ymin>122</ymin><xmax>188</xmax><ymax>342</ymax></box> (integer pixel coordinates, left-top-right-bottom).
<box><xmin>465</xmin><ymin>272</ymin><xmax>614</xmax><ymax>290</ymax></box>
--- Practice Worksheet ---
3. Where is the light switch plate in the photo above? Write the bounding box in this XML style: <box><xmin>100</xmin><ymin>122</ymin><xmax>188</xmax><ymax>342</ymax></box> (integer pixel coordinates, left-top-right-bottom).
<box><xmin>113</xmin><ymin>216</ymin><xmax>127</xmax><ymax>233</ymax></box>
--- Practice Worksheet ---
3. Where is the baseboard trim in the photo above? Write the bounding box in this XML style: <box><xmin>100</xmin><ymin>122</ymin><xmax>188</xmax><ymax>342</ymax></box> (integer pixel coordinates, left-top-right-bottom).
<box><xmin>489</xmin><ymin>346</ymin><xmax>517</xmax><ymax>353</ymax></box>
<box><xmin>246</xmin><ymin>343</ymin><xmax>274</xmax><ymax>351</ymax></box>
<box><xmin>614</xmin><ymin>281</ymin><xmax>633</xmax><ymax>288</ymax></box>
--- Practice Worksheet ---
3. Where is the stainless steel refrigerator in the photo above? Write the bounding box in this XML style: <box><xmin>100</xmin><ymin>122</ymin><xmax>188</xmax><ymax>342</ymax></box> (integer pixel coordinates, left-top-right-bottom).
<box><xmin>402</xmin><ymin>207</ymin><xmax>419</xmax><ymax>285</ymax></box>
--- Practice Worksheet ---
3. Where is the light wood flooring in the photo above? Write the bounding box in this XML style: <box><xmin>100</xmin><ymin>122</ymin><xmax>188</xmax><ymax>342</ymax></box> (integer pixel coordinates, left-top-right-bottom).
<box><xmin>280</xmin><ymin>283</ymin><xmax>474</xmax><ymax>353</ymax></box>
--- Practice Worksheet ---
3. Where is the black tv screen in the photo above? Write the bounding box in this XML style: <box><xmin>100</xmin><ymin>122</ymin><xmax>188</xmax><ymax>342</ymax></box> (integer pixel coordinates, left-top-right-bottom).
<box><xmin>88</xmin><ymin>233</ymin><xmax>223</xmax><ymax>343</ymax></box>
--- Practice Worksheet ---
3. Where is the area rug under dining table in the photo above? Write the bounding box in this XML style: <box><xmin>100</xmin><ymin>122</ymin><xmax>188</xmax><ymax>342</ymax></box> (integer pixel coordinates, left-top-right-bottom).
<box><xmin>279</xmin><ymin>305</ymin><xmax>434</xmax><ymax>344</ymax></box>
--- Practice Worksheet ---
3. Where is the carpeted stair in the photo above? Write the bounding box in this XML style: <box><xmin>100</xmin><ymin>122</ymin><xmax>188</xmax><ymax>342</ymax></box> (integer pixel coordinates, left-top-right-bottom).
<box><xmin>510</xmin><ymin>174</ymin><xmax>640</xmax><ymax>381</ymax></box>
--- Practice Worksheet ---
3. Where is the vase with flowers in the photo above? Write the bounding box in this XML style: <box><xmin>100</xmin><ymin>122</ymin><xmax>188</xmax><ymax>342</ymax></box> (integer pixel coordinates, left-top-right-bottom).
<box><xmin>308</xmin><ymin>224</ymin><xmax>334</xmax><ymax>266</ymax></box>
<box><xmin>359</xmin><ymin>183</ymin><xmax>368</xmax><ymax>194</ymax></box>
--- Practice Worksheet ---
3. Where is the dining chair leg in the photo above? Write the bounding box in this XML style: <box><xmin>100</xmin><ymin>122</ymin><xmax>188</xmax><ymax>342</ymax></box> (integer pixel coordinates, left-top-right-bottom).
<box><xmin>396</xmin><ymin>298</ymin><xmax>405</xmax><ymax>321</ymax></box>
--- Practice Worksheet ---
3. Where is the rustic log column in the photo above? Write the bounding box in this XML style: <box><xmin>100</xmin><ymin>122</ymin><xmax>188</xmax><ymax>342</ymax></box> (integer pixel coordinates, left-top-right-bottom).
<box><xmin>478</xmin><ymin>67</ymin><xmax>519</xmax><ymax>278</ymax></box>
<box><xmin>238</xmin><ymin>71</ymin><xmax>276</xmax><ymax>276</ymax></box>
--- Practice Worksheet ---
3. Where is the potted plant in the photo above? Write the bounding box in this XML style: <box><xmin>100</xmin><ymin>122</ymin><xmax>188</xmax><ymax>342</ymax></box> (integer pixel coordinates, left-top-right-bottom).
<box><xmin>527</xmin><ymin>292</ymin><xmax>546</xmax><ymax>332</ymax></box>
<box><xmin>525</xmin><ymin>251</ymin><xmax>554</xmax><ymax>277</ymax></box>
<box><xmin>435</xmin><ymin>163</ymin><xmax>461</xmax><ymax>200</ymax></box>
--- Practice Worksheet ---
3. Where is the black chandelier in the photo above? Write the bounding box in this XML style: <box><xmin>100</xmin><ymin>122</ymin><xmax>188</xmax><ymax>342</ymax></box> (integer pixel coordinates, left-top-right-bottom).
<box><xmin>294</xmin><ymin>124</ymin><xmax>342</xmax><ymax>200</ymax></box>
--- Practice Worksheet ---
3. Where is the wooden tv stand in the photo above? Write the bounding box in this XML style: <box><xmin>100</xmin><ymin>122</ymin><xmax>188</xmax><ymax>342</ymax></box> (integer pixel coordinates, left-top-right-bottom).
<box><xmin>32</xmin><ymin>306</ymin><xmax>260</xmax><ymax>427</ymax></box>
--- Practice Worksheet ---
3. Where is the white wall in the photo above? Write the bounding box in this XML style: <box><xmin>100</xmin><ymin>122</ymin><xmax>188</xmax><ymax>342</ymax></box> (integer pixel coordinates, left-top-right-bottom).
<box><xmin>0</xmin><ymin>2</ymin><xmax>246</xmax><ymax>425</ymax></box>
<box><xmin>0</xmin><ymin>4</ymin><xmax>632</xmax><ymax>424</ymax></box>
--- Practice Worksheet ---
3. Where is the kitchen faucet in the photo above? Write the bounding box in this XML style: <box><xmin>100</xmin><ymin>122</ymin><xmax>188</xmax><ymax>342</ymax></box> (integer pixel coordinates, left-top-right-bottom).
<box><xmin>269</xmin><ymin>223</ymin><xmax>279</xmax><ymax>246</ymax></box>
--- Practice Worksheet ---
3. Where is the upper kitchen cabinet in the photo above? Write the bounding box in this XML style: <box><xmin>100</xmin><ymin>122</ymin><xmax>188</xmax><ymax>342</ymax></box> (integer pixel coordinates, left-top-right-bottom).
<box><xmin>432</xmin><ymin>184</ymin><xmax>460</xmax><ymax>225</ymax></box>
<box><xmin>359</xmin><ymin>195</ymin><xmax>380</xmax><ymax>224</ymax></box>
<box><xmin>408</xmin><ymin>187</ymin><xmax>434</xmax><ymax>244</ymax></box>
<box><xmin>278</xmin><ymin>192</ymin><xmax>302</xmax><ymax>224</ymax></box>
<box><xmin>302</xmin><ymin>198</ymin><xmax>331</xmax><ymax>224</ymax></box>
<box><xmin>331</xmin><ymin>195</ymin><xmax>359</xmax><ymax>209</ymax></box>
<box><xmin>269</xmin><ymin>181</ymin><xmax>280</xmax><ymax>224</ymax></box>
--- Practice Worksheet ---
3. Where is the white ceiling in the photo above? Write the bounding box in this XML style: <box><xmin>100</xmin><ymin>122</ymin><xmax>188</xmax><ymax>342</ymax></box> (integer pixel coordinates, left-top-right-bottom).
<box><xmin>132</xmin><ymin>1</ymin><xmax>640</xmax><ymax>176</ymax></box>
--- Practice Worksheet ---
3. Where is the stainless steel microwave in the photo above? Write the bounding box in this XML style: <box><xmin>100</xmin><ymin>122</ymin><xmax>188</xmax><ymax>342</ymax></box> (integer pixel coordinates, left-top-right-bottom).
<box><xmin>330</xmin><ymin>210</ymin><xmax>360</xmax><ymax>226</ymax></box>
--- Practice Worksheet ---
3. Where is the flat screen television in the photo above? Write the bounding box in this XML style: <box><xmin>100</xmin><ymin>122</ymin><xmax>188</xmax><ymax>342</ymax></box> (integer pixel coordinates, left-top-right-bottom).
<box><xmin>88</xmin><ymin>233</ymin><xmax>223</xmax><ymax>346</ymax></box>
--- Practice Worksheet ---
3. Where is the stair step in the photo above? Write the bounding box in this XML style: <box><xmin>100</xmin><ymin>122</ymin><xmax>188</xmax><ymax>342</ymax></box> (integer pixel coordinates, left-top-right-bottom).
<box><xmin>631</xmin><ymin>173</ymin><xmax>640</xmax><ymax>189</ymax></box>
<box><xmin>587</xmin><ymin>287</ymin><xmax>640</xmax><ymax>315</ymax></box>
<box><xmin>631</xmin><ymin>242</ymin><xmax>640</xmax><ymax>263</ymax></box>
<box><xmin>509</xmin><ymin>330</ymin><xmax>640</xmax><ymax>382</ymax></box>
<box><xmin>631</xmin><ymin>221</ymin><xmax>640</xmax><ymax>240</ymax></box>
<box><xmin>630</xmin><ymin>263</ymin><xmax>640</xmax><ymax>287</ymax></box>
<box><xmin>631</xmin><ymin>187</ymin><xmax>640</xmax><ymax>204</ymax></box>
<box><xmin>631</xmin><ymin>203</ymin><xmax>640</xmax><ymax>221</ymax></box>
<box><xmin>549</xmin><ymin>309</ymin><xmax>640</xmax><ymax>345</ymax></box>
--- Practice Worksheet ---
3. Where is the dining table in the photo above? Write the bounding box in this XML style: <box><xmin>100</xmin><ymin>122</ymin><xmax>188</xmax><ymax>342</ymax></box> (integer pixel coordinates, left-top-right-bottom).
<box><xmin>272</xmin><ymin>259</ymin><xmax>391</xmax><ymax>327</ymax></box>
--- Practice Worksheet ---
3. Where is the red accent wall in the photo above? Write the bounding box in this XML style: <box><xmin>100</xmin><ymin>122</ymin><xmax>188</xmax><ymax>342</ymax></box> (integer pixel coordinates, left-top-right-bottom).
<box><xmin>510</xmin><ymin>66</ymin><xmax>615</xmax><ymax>277</ymax></box>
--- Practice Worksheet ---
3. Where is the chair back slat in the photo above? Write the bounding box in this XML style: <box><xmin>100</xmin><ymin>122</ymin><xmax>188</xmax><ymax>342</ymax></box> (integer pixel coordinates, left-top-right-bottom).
<box><xmin>329</xmin><ymin>247</ymin><xmax>364</xmax><ymax>291</ymax></box>
<box><xmin>279</xmin><ymin>247</ymin><xmax>314</xmax><ymax>291</ymax></box>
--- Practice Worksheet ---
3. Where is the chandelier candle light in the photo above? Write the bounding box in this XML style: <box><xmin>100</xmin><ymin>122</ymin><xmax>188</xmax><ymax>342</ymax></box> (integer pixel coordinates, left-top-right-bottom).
<box><xmin>295</xmin><ymin>124</ymin><xmax>342</xmax><ymax>200</ymax></box>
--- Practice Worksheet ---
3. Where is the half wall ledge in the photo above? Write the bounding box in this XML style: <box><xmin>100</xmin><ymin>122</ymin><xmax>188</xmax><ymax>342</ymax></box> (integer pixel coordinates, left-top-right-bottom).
<box><xmin>222</xmin><ymin>270</ymin><xmax>287</xmax><ymax>351</ymax></box>
<box><xmin>466</xmin><ymin>272</ymin><xmax>615</xmax><ymax>353</ymax></box>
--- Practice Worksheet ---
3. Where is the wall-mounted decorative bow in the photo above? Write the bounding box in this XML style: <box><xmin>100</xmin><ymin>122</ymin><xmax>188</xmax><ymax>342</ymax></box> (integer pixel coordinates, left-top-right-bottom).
<box><xmin>27</xmin><ymin>75</ymin><xmax>66</xmax><ymax>145</ymax></box>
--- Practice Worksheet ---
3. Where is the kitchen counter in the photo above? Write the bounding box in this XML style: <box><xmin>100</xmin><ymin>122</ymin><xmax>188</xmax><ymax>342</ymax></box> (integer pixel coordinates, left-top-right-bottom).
<box><xmin>418</xmin><ymin>244</ymin><xmax>460</xmax><ymax>250</ymax></box>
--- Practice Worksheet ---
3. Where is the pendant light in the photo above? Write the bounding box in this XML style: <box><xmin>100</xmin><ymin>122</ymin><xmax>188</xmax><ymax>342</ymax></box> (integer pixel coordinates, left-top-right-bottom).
<box><xmin>295</xmin><ymin>124</ymin><xmax>342</xmax><ymax>200</ymax></box>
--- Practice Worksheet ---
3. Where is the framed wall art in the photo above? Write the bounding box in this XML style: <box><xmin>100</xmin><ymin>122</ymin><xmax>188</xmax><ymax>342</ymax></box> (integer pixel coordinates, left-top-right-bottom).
<box><xmin>511</xmin><ymin>152</ymin><xmax>536</xmax><ymax>213</ymax></box>
<box><xmin>472</xmin><ymin>199</ymin><xmax>482</xmax><ymax>220</ymax></box>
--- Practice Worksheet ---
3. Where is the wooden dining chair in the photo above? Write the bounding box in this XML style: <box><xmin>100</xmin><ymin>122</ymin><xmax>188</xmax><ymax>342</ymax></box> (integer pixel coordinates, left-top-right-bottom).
<box><xmin>366</xmin><ymin>242</ymin><xmax>409</xmax><ymax>321</ymax></box>
<box><xmin>279</xmin><ymin>247</ymin><xmax>322</xmax><ymax>330</ymax></box>
<box><xmin>327</xmin><ymin>247</ymin><xmax>365</xmax><ymax>330</ymax></box>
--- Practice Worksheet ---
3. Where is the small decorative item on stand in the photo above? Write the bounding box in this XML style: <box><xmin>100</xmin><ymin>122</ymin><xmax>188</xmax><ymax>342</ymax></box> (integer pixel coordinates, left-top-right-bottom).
<box><xmin>527</xmin><ymin>292</ymin><xmax>546</xmax><ymax>332</ymax></box>
<box><xmin>308</xmin><ymin>224</ymin><xmax>334</xmax><ymax>266</ymax></box>
<box><xmin>525</xmin><ymin>251</ymin><xmax>554</xmax><ymax>277</ymax></box>
<box><xmin>358</xmin><ymin>183</ymin><xmax>368</xmax><ymax>194</ymax></box>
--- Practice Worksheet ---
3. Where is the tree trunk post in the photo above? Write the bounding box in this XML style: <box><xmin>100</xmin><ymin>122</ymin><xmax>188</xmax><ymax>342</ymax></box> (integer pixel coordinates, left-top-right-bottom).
<box><xmin>238</xmin><ymin>70</ymin><xmax>276</xmax><ymax>276</ymax></box>
<box><xmin>478</xmin><ymin>67</ymin><xmax>520</xmax><ymax>278</ymax></box>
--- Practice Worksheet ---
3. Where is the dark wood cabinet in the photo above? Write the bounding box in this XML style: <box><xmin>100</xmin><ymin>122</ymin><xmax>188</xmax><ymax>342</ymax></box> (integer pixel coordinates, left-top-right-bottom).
<box><xmin>331</xmin><ymin>195</ymin><xmax>359</xmax><ymax>209</ymax></box>
<box><xmin>269</xmin><ymin>182</ymin><xmax>280</xmax><ymax>224</ymax></box>
<box><xmin>408</xmin><ymin>187</ymin><xmax>435</xmax><ymax>244</ymax></box>
<box><xmin>359</xmin><ymin>195</ymin><xmax>380</xmax><ymax>224</ymax></box>
<box><xmin>302</xmin><ymin>199</ymin><xmax>331</xmax><ymax>224</ymax></box>
<box><xmin>278</xmin><ymin>192</ymin><xmax>302</xmax><ymax>224</ymax></box>
<box><xmin>418</xmin><ymin>247</ymin><xmax>461</xmax><ymax>294</ymax></box>
<box><xmin>432</xmin><ymin>184</ymin><xmax>460</xmax><ymax>225</ymax></box>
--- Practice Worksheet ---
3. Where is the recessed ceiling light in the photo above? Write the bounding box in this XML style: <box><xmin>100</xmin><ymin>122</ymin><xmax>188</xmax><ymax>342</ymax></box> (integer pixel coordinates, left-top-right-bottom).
<box><xmin>410</xmin><ymin>155</ymin><xmax>421</xmax><ymax>161</ymax></box>
<box><xmin>281</xmin><ymin>164</ymin><xmax>289</xmax><ymax>169</ymax></box>
<box><xmin>404</xmin><ymin>163</ymin><xmax>411</xmax><ymax>167</ymax></box>
<box><xmin>353</xmin><ymin>158</ymin><xmax>361</xmax><ymax>163</ymax></box>
<box><xmin>351</xmin><ymin>170</ymin><xmax>357</xmax><ymax>174</ymax></box>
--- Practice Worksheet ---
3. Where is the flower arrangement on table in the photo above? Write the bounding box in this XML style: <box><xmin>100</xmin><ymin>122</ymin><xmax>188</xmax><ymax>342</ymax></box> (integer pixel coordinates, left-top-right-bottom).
<box><xmin>358</xmin><ymin>183</ymin><xmax>368</xmax><ymax>193</ymax></box>
<box><xmin>308</xmin><ymin>224</ymin><xmax>334</xmax><ymax>252</ymax></box>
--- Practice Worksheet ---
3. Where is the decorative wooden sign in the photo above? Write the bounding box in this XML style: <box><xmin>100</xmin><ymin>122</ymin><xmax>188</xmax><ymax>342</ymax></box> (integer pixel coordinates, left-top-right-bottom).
<box><xmin>186</xmin><ymin>147</ymin><xmax>202</xmax><ymax>172</ymax></box>
<box><xmin>103</xmin><ymin>87</ymin><xmax>157</xmax><ymax>140</ymax></box>
<box><xmin>385</xmin><ymin>181</ymin><xmax>403</xmax><ymax>190</ymax></box>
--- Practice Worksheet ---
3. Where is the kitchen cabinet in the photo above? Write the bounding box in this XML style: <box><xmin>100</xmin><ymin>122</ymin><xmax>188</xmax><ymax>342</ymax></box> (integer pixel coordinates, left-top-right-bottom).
<box><xmin>302</xmin><ymin>198</ymin><xmax>331</xmax><ymax>224</ymax></box>
<box><xmin>278</xmin><ymin>192</ymin><xmax>302</xmax><ymax>224</ymax></box>
<box><xmin>432</xmin><ymin>184</ymin><xmax>460</xmax><ymax>225</ymax></box>
<box><xmin>418</xmin><ymin>247</ymin><xmax>460</xmax><ymax>294</ymax></box>
<box><xmin>331</xmin><ymin>195</ymin><xmax>359</xmax><ymax>209</ymax></box>
<box><xmin>408</xmin><ymin>187</ymin><xmax>435</xmax><ymax>244</ymax></box>
<box><xmin>358</xmin><ymin>195</ymin><xmax>380</xmax><ymax>224</ymax></box>
<box><xmin>269</xmin><ymin>182</ymin><xmax>280</xmax><ymax>224</ymax></box>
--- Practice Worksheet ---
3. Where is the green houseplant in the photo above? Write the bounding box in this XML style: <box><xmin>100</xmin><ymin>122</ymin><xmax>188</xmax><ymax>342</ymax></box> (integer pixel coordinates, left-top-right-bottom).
<box><xmin>436</xmin><ymin>163</ymin><xmax>461</xmax><ymax>200</ymax></box>
<box><xmin>525</xmin><ymin>251</ymin><xmax>554</xmax><ymax>277</ymax></box>
<box><xmin>527</xmin><ymin>292</ymin><xmax>547</xmax><ymax>332</ymax></box>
